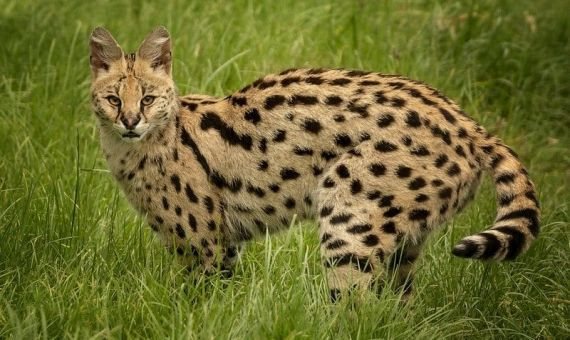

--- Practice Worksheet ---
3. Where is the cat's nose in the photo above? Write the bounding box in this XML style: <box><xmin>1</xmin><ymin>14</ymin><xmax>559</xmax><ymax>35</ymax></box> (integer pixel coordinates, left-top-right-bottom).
<box><xmin>120</xmin><ymin>115</ymin><xmax>141</xmax><ymax>130</ymax></box>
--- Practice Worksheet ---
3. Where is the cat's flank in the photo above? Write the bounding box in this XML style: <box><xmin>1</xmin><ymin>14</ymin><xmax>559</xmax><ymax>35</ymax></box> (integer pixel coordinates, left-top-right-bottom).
<box><xmin>89</xmin><ymin>27</ymin><xmax>540</xmax><ymax>300</ymax></box>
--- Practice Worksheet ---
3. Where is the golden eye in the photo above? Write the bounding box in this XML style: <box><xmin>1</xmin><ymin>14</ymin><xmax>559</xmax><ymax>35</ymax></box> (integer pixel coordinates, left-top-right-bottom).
<box><xmin>107</xmin><ymin>96</ymin><xmax>121</xmax><ymax>106</ymax></box>
<box><xmin>141</xmin><ymin>95</ymin><xmax>155</xmax><ymax>105</ymax></box>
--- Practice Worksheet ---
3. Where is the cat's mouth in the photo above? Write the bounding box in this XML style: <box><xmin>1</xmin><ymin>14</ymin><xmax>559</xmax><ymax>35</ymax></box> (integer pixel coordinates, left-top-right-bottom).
<box><xmin>122</xmin><ymin>131</ymin><xmax>140</xmax><ymax>138</ymax></box>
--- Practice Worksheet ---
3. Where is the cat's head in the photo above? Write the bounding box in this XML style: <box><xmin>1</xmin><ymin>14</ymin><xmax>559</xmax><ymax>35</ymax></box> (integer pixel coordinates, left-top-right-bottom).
<box><xmin>89</xmin><ymin>27</ymin><xmax>178</xmax><ymax>143</ymax></box>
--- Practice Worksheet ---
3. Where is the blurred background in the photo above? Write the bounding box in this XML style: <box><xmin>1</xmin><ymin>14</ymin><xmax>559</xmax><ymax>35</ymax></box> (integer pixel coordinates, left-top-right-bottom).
<box><xmin>0</xmin><ymin>0</ymin><xmax>568</xmax><ymax>338</ymax></box>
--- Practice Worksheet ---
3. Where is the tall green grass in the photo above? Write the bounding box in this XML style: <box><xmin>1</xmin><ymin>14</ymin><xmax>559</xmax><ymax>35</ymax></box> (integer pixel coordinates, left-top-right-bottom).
<box><xmin>0</xmin><ymin>0</ymin><xmax>568</xmax><ymax>338</ymax></box>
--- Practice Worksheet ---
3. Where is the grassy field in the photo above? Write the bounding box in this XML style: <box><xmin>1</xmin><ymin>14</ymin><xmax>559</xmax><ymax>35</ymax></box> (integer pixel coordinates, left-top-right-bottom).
<box><xmin>1</xmin><ymin>0</ymin><xmax>569</xmax><ymax>338</ymax></box>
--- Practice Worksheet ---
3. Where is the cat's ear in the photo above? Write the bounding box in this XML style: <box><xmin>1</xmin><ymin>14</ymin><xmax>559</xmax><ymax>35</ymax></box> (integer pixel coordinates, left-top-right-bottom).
<box><xmin>89</xmin><ymin>27</ymin><xmax>123</xmax><ymax>78</ymax></box>
<box><xmin>137</xmin><ymin>26</ymin><xmax>172</xmax><ymax>75</ymax></box>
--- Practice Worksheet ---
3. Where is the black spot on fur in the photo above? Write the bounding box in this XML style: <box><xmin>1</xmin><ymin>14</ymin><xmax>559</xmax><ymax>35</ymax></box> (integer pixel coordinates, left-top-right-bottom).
<box><xmin>411</xmin><ymin>145</ymin><xmax>430</xmax><ymax>156</ymax></box>
<box><xmin>293</xmin><ymin>146</ymin><xmax>313</xmax><ymax>156</ymax></box>
<box><xmin>258</xmin><ymin>79</ymin><xmax>277</xmax><ymax>90</ymax></box>
<box><xmin>259</xmin><ymin>138</ymin><xmax>267</xmax><ymax>153</ymax></box>
<box><xmin>496</xmin><ymin>172</ymin><xmax>516</xmax><ymax>184</ymax></box>
<box><xmin>438</xmin><ymin>187</ymin><xmax>453</xmax><ymax>199</ymax></box>
<box><xmin>415</xmin><ymin>194</ymin><xmax>429</xmax><ymax>202</ymax></box>
<box><xmin>330</xmin><ymin>78</ymin><xmax>352</xmax><ymax>86</ymax></box>
<box><xmin>405</xmin><ymin>110</ymin><xmax>421</xmax><ymax>127</ymax></box>
<box><xmin>207</xmin><ymin>220</ymin><xmax>216</xmax><ymax>231</ymax></box>
<box><xmin>175</xmin><ymin>224</ymin><xmax>186</xmax><ymax>238</ymax></box>
<box><xmin>409</xmin><ymin>209</ymin><xmax>430</xmax><ymax>221</ymax></box>
<box><xmin>431</xmin><ymin>126</ymin><xmax>452</xmax><ymax>145</ymax></box>
<box><xmin>302</xmin><ymin>118</ymin><xmax>322</xmax><ymax>134</ymax></box>
<box><xmin>390</xmin><ymin>97</ymin><xmax>406</xmax><ymax>107</ymax></box>
<box><xmin>280</xmin><ymin>168</ymin><xmax>300</xmax><ymax>180</ymax></box>
<box><xmin>347</xmin><ymin>101</ymin><xmax>369</xmax><ymax>117</ymax></box>
<box><xmin>268</xmin><ymin>184</ymin><xmax>280</xmax><ymax>192</ymax></box>
<box><xmin>330</xmin><ymin>213</ymin><xmax>353</xmax><ymax>225</ymax></box>
<box><xmin>170</xmin><ymin>174</ymin><xmax>181</xmax><ymax>192</ymax></box>
<box><xmin>284</xmin><ymin>197</ymin><xmax>296</xmax><ymax>209</ymax></box>
<box><xmin>188</xmin><ymin>214</ymin><xmax>197</xmax><ymax>232</ymax></box>
<box><xmin>325</xmin><ymin>96</ymin><xmax>343</xmax><ymax>106</ymax></box>
<box><xmin>247</xmin><ymin>184</ymin><xmax>266</xmax><ymax>198</ymax></box>
<box><xmin>455</xmin><ymin>145</ymin><xmax>466</xmax><ymax>158</ymax></box>
<box><xmin>258</xmin><ymin>160</ymin><xmax>269</xmax><ymax>171</ymax></box>
<box><xmin>490</xmin><ymin>154</ymin><xmax>505</xmax><ymax>169</ymax></box>
<box><xmin>377</xmin><ymin>114</ymin><xmax>395</xmax><ymax>128</ymax></box>
<box><xmin>336</xmin><ymin>164</ymin><xmax>350</xmax><ymax>178</ymax></box>
<box><xmin>312</xmin><ymin>165</ymin><xmax>323</xmax><ymax>176</ymax></box>
<box><xmin>367</xmin><ymin>190</ymin><xmax>381</xmax><ymax>200</ymax></box>
<box><xmin>375</xmin><ymin>140</ymin><xmax>398</xmax><ymax>152</ymax></box>
<box><xmin>320</xmin><ymin>206</ymin><xmax>334</xmax><ymax>217</ymax></box>
<box><xmin>374</xmin><ymin>91</ymin><xmax>388</xmax><ymax>104</ymax></box>
<box><xmin>362</xmin><ymin>234</ymin><xmax>379</xmax><ymax>246</ymax></box>
<box><xmin>382</xmin><ymin>221</ymin><xmax>396</xmax><ymax>234</ymax></box>
<box><xmin>326</xmin><ymin>239</ymin><xmax>347</xmax><ymax>250</ymax></box>
<box><xmin>334</xmin><ymin>133</ymin><xmax>352</xmax><ymax>147</ymax></box>
<box><xmin>447</xmin><ymin>163</ymin><xmax>461</xmax><ymax>176</ymax></box>
<box><xmin>264</xmin><ymin>95</ymin><xmax>286</xmax><ymax>110</ymax></box>
<box><xmin>244</xmin><ymin>108</ymin><xmax>261</xmax><ymax>125</ymax></box>
<box><xmin>321</xmin><ymin>150</ymin><xmax>337</xmax><ymax>161</ymax></box>
<box><xmin>396</xmin><ymin>166</ymin><xmax>412</xmax><ymax>178</ymax></box>
<box><xmin>231</xmin><ymin>96</ymin><xmax>247</xmax><ymax>106</ymax></box>
<box><xmin>281</xmin><ymin>76</ymin><xmax>301</xmax><ymax>87</ymax></box>
<box><xmin>402</xmin><ymin>136</ymin><xmax>413</xmax><ymax>146</ymax></box>
<box><xmin>204</xmin><ymin>196</ymin><xmax>214</xmax><ymax>214</ymax></box>
<box><xmin>263</xmin><ymin>205</ymin><xmax>276</xmax><ymax>215</ymax></box>
<box><xmin>435</xmin><ymin>154</ymin><xmax>449</xmax><ymax>168</ymax></box>
<box><xmin>439</xmin><ymin>108</ymin><xmax>456</xmax><ymax>124</ymax></box>
<box><xmin>409</xmin><ymin>177</ymin><xmax>427</xmax><ymax>190</ymax></box>
<box><xmin>369</xmin><ymin>163</ymin><xmax>386</xmax><ymax>176</ymax></box>
<box><xmin>347</xmin><ymin>223</ymin><xmax>372</xmax><ymax>234</ymax></box>
<box><xmin>323</xmin><ymin>177</ymin><xmax>335</xmax><ymax>188</ymax></box>
<box><xmin>305</xmin><ymin>76</ymin><xmax>324</xmax><ymax>85</ymax></box>
<box><xmin>333</xmin><ymin>114</ymin><xmax>346</xmax><ymax>122</ymax></box>
<box><xmin>359</xmin><ymin>80</ymin><xmax>380</xmax><ymax>86</ymax></box>
<box><xmin>350</xmin><ymin>179</ymin><xmax>362</xmax><ymax>194</ymax></box>
<box><xmin>273</xmin><ymin>129</ymin><xmax>287</xmax><ymax>142</ymax></box>
<box><xmin>321</xmin><ymin>233</ymin><xmax>333</xmax><ymax>243</ymax></box>
<box><xmin>384</xmin><ymin>207</ymin><xmax>402</xmax><ymax>217</ymax></box>
<box><xmin>184</xmin><ymin>184</ymin><xmax>199</xmax><ymax>203</ymax></box>
<box><xmin>379</xmin><ymin>195</ymin><xmax>394</xmax><ymax>207</ymax></box>
<box><xmin>359</xmin><ymin>132</ymin><xmax>371</xmax><ymax>141</ymax></box>
<box><xmin>289</xmin><ymin>94</ymin><xmax>319</xmax><ymax>105</ymax></box>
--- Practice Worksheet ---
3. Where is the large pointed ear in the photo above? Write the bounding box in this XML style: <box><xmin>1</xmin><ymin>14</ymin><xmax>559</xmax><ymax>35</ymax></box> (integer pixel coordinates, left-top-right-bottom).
<box><xmin>137</xmin><ymin>26</ymin><xmax>172</xmax><ymax>75</ymax></box>
<box><xmin>89</xmin><ymin>27</ymin><xmax>123</xmax><ymax>78</ymax></box>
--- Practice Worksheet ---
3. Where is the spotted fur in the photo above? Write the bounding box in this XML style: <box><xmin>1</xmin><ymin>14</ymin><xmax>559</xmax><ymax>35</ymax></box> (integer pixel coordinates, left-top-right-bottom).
<box><xmin>89</xmin><ymin>27</ymin><xmax>540</xmax><ymax>299</ymax></box>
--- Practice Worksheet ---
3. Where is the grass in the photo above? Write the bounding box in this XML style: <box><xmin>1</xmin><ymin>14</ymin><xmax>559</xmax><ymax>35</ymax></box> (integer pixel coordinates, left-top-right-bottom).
<box><xmin>0</xmin><ymin>0</ymin><xmax>569</xmax><ymax>338</ymax></box>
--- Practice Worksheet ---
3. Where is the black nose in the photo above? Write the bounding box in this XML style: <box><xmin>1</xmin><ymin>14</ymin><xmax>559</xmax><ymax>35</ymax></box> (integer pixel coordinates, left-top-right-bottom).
<box><xmin>120</xmin><ymin>115</ymin><xmax>141</xmax><ymax>130</ymax></box>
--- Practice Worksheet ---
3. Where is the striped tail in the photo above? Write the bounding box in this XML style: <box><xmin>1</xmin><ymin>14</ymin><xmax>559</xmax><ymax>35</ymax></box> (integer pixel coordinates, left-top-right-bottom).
<box><xmin>452</xmin><ymin>140</ymin><xmax>540</xmax><ymax>261</ymax></box>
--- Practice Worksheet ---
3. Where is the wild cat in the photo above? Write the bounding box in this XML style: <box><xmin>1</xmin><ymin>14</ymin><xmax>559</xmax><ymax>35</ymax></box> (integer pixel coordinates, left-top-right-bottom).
<box><xmin>89</xmin><ymin>27</ymin><xmax>540</xmax><ymax>300</ymax></box>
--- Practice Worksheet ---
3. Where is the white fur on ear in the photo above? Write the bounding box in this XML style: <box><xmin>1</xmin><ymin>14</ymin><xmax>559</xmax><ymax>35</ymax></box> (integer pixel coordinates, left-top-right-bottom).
<box><xmin>89</xmin><ymin>27</ymin><xmax>123</xmax><ymax>78</ymax></box>
<box><xmin>137</xmin><ymin>26</ymin><xmax>172</xmax><ymax>75</ymax></box>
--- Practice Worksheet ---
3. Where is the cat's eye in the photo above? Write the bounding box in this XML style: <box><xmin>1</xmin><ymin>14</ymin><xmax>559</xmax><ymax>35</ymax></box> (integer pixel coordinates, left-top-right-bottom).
<box><xmin>141</xmin><ymin>95</ymin><xmax>155</xmax><ymax>105</ymax></box>
<box><xmin>107</xmin><ymin>96</ymin><xmax>121</xmax><ymax>106</ymax></box>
